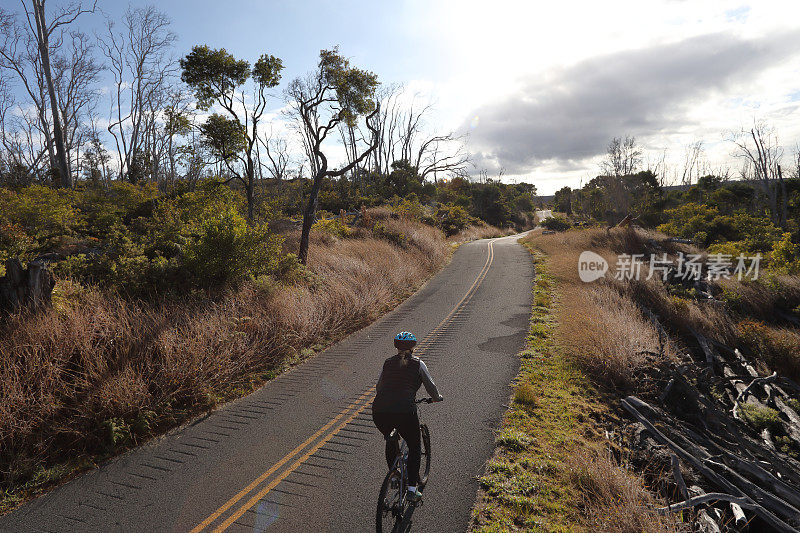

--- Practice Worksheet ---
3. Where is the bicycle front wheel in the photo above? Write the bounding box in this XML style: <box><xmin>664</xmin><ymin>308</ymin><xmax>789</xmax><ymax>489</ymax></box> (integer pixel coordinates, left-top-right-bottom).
<box><xmin>419</xmin><ymin>424</ymin><xmax>431</xmax><ymax>487</ymax></box>
<box><xmin>376</xmin><ymin>468</ymin><xmax>403</xmax><ymax>533</ymax></box>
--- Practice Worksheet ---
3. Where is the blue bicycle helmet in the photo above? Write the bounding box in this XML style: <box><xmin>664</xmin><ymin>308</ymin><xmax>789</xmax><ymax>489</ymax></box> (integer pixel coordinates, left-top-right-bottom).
<box><xmin>394</xmin><ymin>331</ymin><xmax>417</xmax><ymax>351</ymax></box>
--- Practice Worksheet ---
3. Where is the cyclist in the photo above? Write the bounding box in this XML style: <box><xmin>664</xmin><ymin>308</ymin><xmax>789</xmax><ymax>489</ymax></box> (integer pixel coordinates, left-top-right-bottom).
<box><xmin>372</xmin><ymin>331</ymin><xmax>443</xmax><ymax>503</ymax></box>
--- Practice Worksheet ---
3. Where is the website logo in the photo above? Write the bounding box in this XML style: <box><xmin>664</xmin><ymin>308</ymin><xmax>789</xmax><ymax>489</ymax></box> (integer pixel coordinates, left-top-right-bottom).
<box><xmin>578</xmin><ymin>251</ymin><xmax>608</xmax><ymax>282</ymax></box>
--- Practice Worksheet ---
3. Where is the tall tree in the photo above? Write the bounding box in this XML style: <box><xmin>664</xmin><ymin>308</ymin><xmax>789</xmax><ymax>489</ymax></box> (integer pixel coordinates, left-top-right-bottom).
<box><xmin>601</xmin><ymin>135</ymin><xmax>641</xmax><ymax>177</ymax></box>
<box><xmin>287</xmin><ymin>47</ymin><xmax>379</xmax><ymax>264</ymax></box>
<box><xmin>101</xmin><ymin>6</ymin><xmax>175</xmax><ymax>182</ymax></box>
<box><xmin>0</xmin><ymin>1</ymin><xmax>95</xmax><ymax>186</ymax></box>
<box><xmin>181</xmin><ymin>45</ymin><xmax>283</xmax><ymax>222</ymax></box>
<box><xmin>260</xmin><ymin>128</ymin><xmax>291</xmax><ymax>181</ymax></box>
<box><xmin>25</xmin><ymin>1</ymin><xmax>95</xmax><ymax>187</ymax></box>
<box><xmin>162</xmin><ymin>90</ymin><xmax>192</xmax><ymax>184</ymax></box>
<box><xmin>731</xmin><ymin>121</ymin><xmax>786</xmax><ymax>228</ymax></box>
<box><xmin>52</xmin><ymin>30</ymin><xmax>101</xmax><ymax>180</ymax></box>
<box><xmin>367</xmin><ymin>86</ymin><xmax>470</xmax><ymax>183</ymax></box>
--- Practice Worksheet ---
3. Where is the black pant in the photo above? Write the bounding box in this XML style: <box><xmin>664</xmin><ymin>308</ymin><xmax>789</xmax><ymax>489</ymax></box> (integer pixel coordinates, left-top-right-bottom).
<box><xmin>372</xmin><ymin>411</ymin><xmax>421</xmax><ymax>486</ymax></box>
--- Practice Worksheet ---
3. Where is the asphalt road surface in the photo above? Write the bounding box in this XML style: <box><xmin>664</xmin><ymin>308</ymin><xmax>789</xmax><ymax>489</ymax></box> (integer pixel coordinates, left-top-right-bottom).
<box><xmin>2</xmin><ymin>234</ymin><xmax>533</xmax><ymax>533</ymax></box>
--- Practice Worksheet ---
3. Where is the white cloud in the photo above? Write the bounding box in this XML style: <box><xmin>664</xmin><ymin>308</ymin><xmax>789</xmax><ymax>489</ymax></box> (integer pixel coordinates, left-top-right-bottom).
<box><xmin>395</xmin><ymin>0</ymin><xmax>800</xmax><ymax>192</ymax></box>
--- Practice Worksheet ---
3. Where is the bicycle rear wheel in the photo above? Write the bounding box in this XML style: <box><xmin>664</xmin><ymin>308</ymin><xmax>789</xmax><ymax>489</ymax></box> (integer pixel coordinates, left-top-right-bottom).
<box><xmin>419</xmin><ymin>424</ymin><xmax>431</xmax><ymax>487</ymax></box>
<box><xmin>376</xmin><ymin>468</ymin><xmax>404</xmax><ymax>533</ymax></box>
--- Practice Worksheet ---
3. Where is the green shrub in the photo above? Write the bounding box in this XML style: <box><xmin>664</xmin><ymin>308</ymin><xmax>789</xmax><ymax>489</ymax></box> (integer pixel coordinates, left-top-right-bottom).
<box><xmin>541</xmin><ymin>216</ymin><xmax>571</xmax><ymax>232</ymax></box>
<box><xmin>740</xmin><ymin>404</ymin><xmax>782</xmax><ymax>433</ymax></box>
<box><xmin>391</xmin><ymin>196</ymin><xmax>425</xmax><ymax>220</ymax></box>
<box><xmin>101</xmin><ymin>418</ymin><xmax>131</xmax><ymax>448</ymax></box>
<box><xmin>75</xmin><ymin>182</ymin><xmax>158</xmax><ymax>236</ymax></box>
<box><xmin>770</xmin><ymin>232</ymin><xmax>800</xmax><ymax>274</ymax></box>
<box><xmin>434</xmin><ymin>203</ymin><xmax>474</xmax><ymax>236</ymax></box>
<box><xmin>312</xmin><ymin>217</ymin><xmax>352</xmax><ymax>238</ymax></box>
<box><xmin>658</xmin><ymin>203</ymin><xmax>781</xmax><ymax>251</ymax></box>
<box><xmin>708</xmin><ymin>240</ymin><xmax>750</xmax><ymax>258</ymax></box>
<box><xmin>0</xmin><ymin>220</ymin><xmax>34</xmax><ymax>263</ymax></box>
<box><xmin>0</xmin><ymin>185</ymin><xmax>80</xmax><ymax>237</ymax></box>
<box><xmin>787</xmin><ymin>399</ymin><xmax>800</xmax><ymax>414</ymax></box>
<box><xmin>183</xmin><ymin>207</ymin><xmax>283</xmax><ymax>287</ymax></box>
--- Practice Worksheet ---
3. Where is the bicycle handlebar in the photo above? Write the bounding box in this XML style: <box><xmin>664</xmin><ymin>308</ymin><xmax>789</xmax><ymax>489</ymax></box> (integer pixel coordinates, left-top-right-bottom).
<box><xmin>415</xmin><ymin>397</ymin><xmax>441</xmax><ymax>404</ymax></box>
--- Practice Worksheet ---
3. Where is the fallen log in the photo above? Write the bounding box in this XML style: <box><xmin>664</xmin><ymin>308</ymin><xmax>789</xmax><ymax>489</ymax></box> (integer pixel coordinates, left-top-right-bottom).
<box><xmin>720</xmin><ymin>453</ymin><xmax>800</xmax><ymax>510</ymax></box>
<box><xmin>671</xmin><ymin>453</ymin><xmax>690</xmax><ymax>500</ymax></box>
<box><xmin>622</xmin><ymin>396</ymin><xmax>798</xmax><ymax>532</ymax></box>
<box><xmin>733</xmin><ymin>372</ymin><xmax>778</xmax><ymax>419</ymax></box>
<box><xmin>730</xmin><ymin>501</ymin><xmax>747</xmax><ymax>528</ymax></box>
<box><xmin>691</xmin><ymin>329</ymin><xmax>717</xmax><ymax>370</ymax></box>
<box><xmin>705</xmin><ymin>458</ymin><xmax>800</xmax><ymax>523</ymax></box>
<box><xmin>698</xmin><ymin>509</ymin><xmax>722</xmax><ymax>533</ymax></box>
<box><xmin>659</xmin><ymin>492</ymin><xmax>753</xmax><ymax>514</ymax></box>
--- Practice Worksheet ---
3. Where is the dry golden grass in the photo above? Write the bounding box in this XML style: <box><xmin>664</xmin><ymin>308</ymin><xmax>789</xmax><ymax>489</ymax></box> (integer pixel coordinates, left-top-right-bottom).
<box><xmin>0</xmin><ymin>216</ymin><xmax>449</xmax><ymax>508</ymax></box>
<box><xmin>526</xmin><ymin>226</ymin><xmax>800</xmax><ymax>371</ymax></box>
<box><xmin>559</xmin><ymin>282</ymin><xmax>675</xmax><ymax>390</ymax></box>
<box><xmin>449</xmin><ymin>223</ymin><xmax>514</xmax><ymax>242</ymax></box>
<box><xmin>518</xmin><ymin>225</ymin><xmax>800</xmax><ymax>528</ymax></box>
<box><xmin>525</xmin><ymin>228</ymin><xmax>675</xmax><ymax>391</ymax></box>
<box><xmin>517</xmin><ymin>229</ymin><xmax>682</xmax><ymax>530</ymax></box>
<box><xmin>567</xmin><ymin>448</ymin><xmax>678</xmax><ymax>533</ymax></box>
<box><xmin>470</xmin><ymin>245</ymin><xmax>677</xmax><ymax>532</ymax></box>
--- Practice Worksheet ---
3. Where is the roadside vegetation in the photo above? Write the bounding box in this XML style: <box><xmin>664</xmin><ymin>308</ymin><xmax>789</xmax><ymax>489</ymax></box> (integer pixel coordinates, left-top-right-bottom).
<box><xmin>470</xmin><ymin>235</ymin><xmax>677</xmax><ymax>532</ymax></box>
<box><xmin>550</xmin><ymin>133</ymin><xmax>800</xmax><ymax>274</ymax></box>
<box><xmin>474</xmin><ymin>224</ymin><xmax>800</xmax><ymax>531</ymax></box>
<box><xmin>0</xmin><ymin>176</ymin><xmax>525</xmax><ymax>512</ymax></box>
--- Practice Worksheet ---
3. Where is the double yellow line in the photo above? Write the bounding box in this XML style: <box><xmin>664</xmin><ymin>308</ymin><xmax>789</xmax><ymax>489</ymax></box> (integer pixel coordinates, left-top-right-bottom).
<box><xmin>192</xmin><ymin>240</ymin><xmax>495</xmax><ymax>532</ymax></box>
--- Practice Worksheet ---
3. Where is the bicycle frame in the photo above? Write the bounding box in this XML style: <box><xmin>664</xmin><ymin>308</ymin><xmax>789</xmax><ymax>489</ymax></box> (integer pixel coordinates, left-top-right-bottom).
<box><xmin>376</xmin><ymin>398</ymin><xmax>435</xmax><ymax>533</ymax></box>
<box><xmin>388</xmin><ymin>397</ymin><xmax>431</xmax><ymax>493</ymax></box>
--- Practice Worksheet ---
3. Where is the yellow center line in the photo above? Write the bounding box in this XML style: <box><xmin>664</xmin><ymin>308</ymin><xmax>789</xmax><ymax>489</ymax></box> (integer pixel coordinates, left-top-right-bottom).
<box><xmin>212</xmin><ymin>392</ymin><xmax>378</xmax><ymax>532</ymax></box>
<box><xmin>192</xmin><ymin>239</ymin><xmax>496</xmax><ymax>532</ymax></box>
<box><xmin>189</xmin><ymin>388</ymin><xmax>375</xmax><ymax>533</ymax></box>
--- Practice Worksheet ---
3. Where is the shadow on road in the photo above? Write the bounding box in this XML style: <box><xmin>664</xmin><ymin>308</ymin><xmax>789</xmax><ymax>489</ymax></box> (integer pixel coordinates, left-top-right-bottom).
<box><xmin>393</xmin><ymin>504</ymin><xmax>418</xmax><ymax>532</ymax></box>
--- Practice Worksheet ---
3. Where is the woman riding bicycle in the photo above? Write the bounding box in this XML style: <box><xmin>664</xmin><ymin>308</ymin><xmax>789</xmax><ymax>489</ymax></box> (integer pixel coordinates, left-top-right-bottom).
<box><xmin>372</xmin><ymin>331</ymin><xmax>443</xmax><ymax>503</ymax></box>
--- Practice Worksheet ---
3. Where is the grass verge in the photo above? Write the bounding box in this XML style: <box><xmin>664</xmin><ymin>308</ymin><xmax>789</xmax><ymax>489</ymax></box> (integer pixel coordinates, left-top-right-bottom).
<box><xmin>469</xmin><ymin>238</ymin><xmax>675</xmax><ymax>532</ymax></box>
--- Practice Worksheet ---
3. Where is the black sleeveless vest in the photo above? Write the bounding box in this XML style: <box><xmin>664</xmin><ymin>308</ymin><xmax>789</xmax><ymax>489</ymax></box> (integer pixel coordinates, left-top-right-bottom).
<box><xmin>372</xmin><ymin>355</ymin><xmax>422</xmax><ymax>413</ymax></box>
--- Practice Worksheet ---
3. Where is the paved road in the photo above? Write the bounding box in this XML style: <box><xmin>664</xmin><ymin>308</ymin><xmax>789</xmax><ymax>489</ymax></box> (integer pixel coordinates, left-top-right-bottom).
<box><xmin>2</xmin><ymin>234</ymin><xmax>533</xmax><ymax>533</ymax></box>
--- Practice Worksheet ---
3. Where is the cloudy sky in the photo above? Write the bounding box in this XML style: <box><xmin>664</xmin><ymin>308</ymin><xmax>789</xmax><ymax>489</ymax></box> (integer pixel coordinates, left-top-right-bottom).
<box><xmin>13</xmin><ymin>0</ymin><xmax>800</xmax><ymax>193</ymax></box>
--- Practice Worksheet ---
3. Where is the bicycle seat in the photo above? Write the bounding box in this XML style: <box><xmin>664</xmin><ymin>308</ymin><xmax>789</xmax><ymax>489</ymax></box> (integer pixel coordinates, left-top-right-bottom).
<box><xmin>385</xmin><ymin>429</ymin><xmax>399</xmax><ymax>441</ymax></box>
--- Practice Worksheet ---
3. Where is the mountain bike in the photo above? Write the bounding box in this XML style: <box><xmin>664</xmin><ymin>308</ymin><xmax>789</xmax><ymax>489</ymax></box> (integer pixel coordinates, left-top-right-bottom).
<box><xmin>375</xmin><ymin>398</ymin><xmax>433</xmax><ymax>533</ymax></box>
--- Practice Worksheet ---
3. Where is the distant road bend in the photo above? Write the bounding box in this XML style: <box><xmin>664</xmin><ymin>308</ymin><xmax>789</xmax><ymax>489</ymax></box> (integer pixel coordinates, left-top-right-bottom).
<box><xmin>2</xmin><ymin>234</ymin><xmax>533</xmax><ymax>533</ymax></box>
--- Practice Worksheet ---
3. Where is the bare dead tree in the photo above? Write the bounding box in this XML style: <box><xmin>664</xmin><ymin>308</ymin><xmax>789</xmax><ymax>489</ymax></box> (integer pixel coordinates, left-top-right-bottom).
<box><xmin>260</xmin><ymin>127</ymin><xmax>291</xmax><ymax>181</ymax></box>
<box><xmin>601</xmin><ymin>135</ymin><xmax>642</xmax><ymax>177</ymax></box>
<box><xmin>369</xmin><ymin>83</ymin><xmax>403</xmax><ymax>176</ymax></box>
<box><xmin>413</xmin><ymin>132</ymin><xmax>470</xmax><ymax>182</ymax></box>
<box><xmin>51</xmin><ymin>30</ymin><xmax>100</xmax><ymax>181</ymax></box>
<box><xmin>680</xmin><ymin>141</ymin><xmax>704</xmax><ymax>186</ymax></box>
<box><xmin>366</xmin><ymin>86</ymin><xmax>470</xmax><ymax>183</ymax></box>
<box><xmin>100</xmin><ymin>5</ymin><xmax>176</xmax><ymax>181</ymax></box>
<box><xmin>646</xmin><ymin>148</ymin><xmax>669</xmax><ymax>187</ymax></box>
<box><xmin>730</xmin><ymin>121</ymin><xmax>786</xmax><ymax>227</ymax></box>
<box><xmin>1</xmin><ymin>5</ymin><xmax>55</xmax><ymax>181</ymax></box>
<box><xmin>16</xmin><ymin>1</ymin><xmax>96</xmax><ymax>187</ymax></box>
